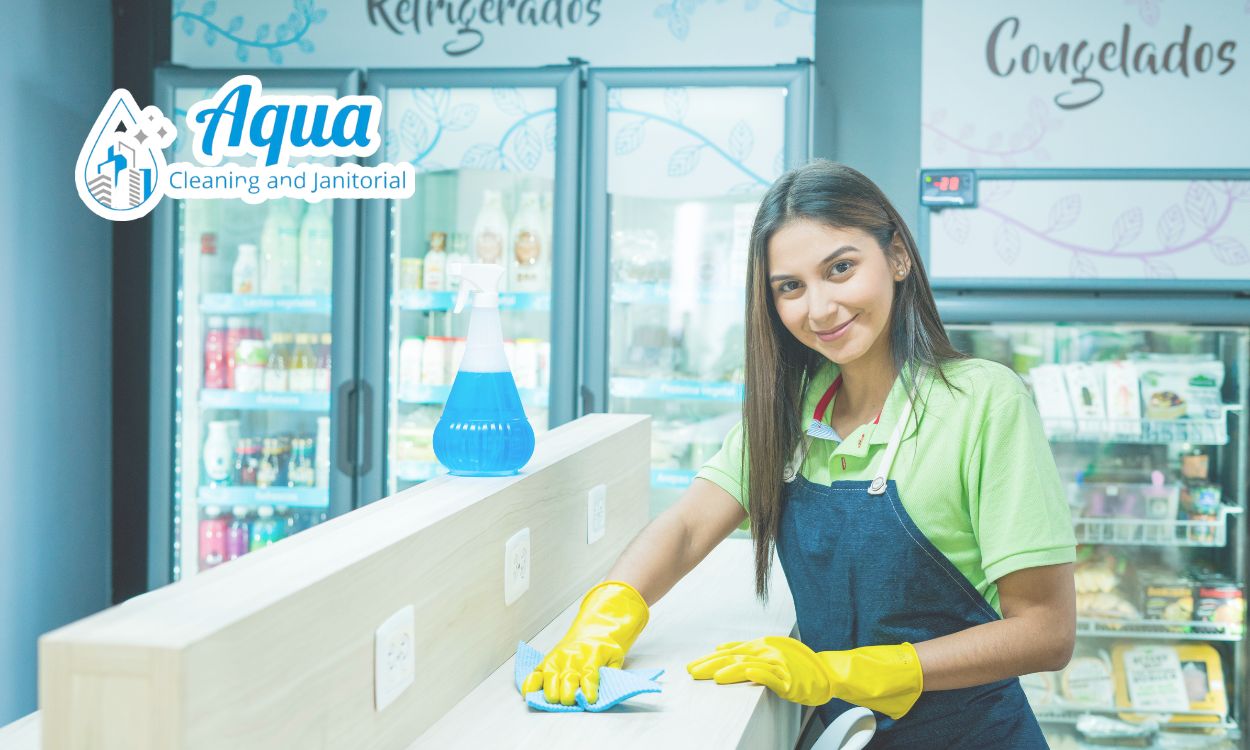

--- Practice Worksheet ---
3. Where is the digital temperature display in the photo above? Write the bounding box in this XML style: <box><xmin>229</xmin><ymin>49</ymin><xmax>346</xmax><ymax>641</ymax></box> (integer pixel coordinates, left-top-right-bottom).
<box><xmin>919</xmin><ymin>170</ymin><xmax>976</xmax><ymax>207</ymax></box>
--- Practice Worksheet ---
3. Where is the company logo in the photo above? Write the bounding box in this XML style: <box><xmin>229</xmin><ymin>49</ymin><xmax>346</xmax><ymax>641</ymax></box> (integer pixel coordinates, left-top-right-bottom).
<box><xmin>76</xmin><ymin>75</ymin><xmax>415</xmax><ymax>222</ymax></box>
<box><xmin>75</xmin><ymin>89</ymin><xmax>177</xmax><ymax>221</ymax></box>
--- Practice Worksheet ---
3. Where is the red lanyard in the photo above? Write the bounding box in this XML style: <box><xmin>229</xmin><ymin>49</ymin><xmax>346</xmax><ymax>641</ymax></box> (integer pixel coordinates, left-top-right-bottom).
<box><xmin>812</xmin><ymin>374</ymin><xmax>882</xmax><ymax>426</ymax></box>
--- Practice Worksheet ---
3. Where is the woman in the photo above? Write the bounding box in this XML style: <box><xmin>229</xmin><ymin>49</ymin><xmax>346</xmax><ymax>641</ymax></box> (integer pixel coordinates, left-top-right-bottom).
<box><xmin>522</xmin><ymin>161</ymin><xmax>1076</xmax><ymax>747</ymax></box>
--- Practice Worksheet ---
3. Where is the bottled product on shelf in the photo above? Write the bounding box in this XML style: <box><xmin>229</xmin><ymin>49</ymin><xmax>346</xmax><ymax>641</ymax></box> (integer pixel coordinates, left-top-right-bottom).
<box><xmin>315</xmin><ymin>333</ymin><xmax>332</xmax><ymax>392</ymax></box>
<box><xmin>298</xmin><ymin>200</ymin><xmax>333</xmax><ymax>295</ymax></box>
<box><xmin>446</xmin><ymin>233</ymin><xmax>470</xmax><ymax>291</ymax></box>
<box><xmin>233</xmin><ymin>438</ymin><xmax>261</xmax><ymax>486</ymax></box>
<box><xmin>234</xmin><ymin>338</ymin><xmax>268</xmax><ymax>392</ymax></box>
<box><xmin>260</xmin><ymin>199</ymin><xmax>300</xmax><ymax>295</ymax></box>
<box><xmin>510</xmin><ymin>191</ymin><xmax>546</xmax><ymax>292</ymax></box>
<box><xmin>399</xmin><ymin>337</ymin><xmax>424</xmax><ymax>400</ymax></box>
<box><xmin>472</xmin><ymin>190</ymin><xmax>509</xmax><ymax>283</ymax></box>
<box><xmin>225</xmin><ymin>505</ymin><xmax>250</xmax><ymax>561</ymax></box>
<box><xmin>288</xmin><ymin>334</ymin><xmax>316</xmax><ymax>392</ymax></box>
<box><xmin>232</xmin><ymin>243</ymin><xmax>259</xmax><ymax>295</ymax></box>
<box><xmin>257</xmin><ymin>438</ymin><xmax>282</xmax><ymax>488</ymax></box>
<box><xmin>264</xmin><ymin>333</ymin><xmax>291</xmax><ymax>392</ymax></box>
<box><xmin>315</xmin><ymin>416</ymin><xmax>331</xmax><ymax>488</ymax></box>
<box><xmin>203</xmin><ymin>421</ymin><xmax>234</xmax><ymax>486</ymax></box>
<box><xmin>203</xmin><ymin>316</ymin><xmax>228</xmax><ymax>390</ymax></box>
<box><xmin>198</xmin><ymin>505</ymin><xmax>227</xmax><ymax>571</ymax></box>
<box><xmin>249</xmin><ymin>505</ymin><xmax>285</xmax><ymax>551</ymax></box>
<box><xmin>287</xmin><ymin>437</ymin><xmax>316</xmax><ymax>488</ymax></box>
<box><xmin>423</xmin><ymin>231</ymin><xmax>448</xmax><ymax>291</ymax></box>
<box><xmin>223</xmin><ymin>317</ymin><xmax>259</xmax><ymax>390</ymax></box>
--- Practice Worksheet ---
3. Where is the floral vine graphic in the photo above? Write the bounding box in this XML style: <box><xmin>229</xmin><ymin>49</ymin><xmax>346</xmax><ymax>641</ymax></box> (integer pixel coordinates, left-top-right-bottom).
<box><xmin>173</xmin><ymin>0</ymin><xmax>326</xmax><ymax>65</ymax></box>
<box><xmin>941</xmin><ymin>181</ymin><xmax>1250</xmax><ymax>279</ymax></box>
<box><xmin>924</xmin><ymin>98</ymin><xmax>1061</xmax><ymax>167</ymax></box>
<box><xmin>1124</xmin><ymin>0</ymin><xmax>1162</xmax><ymax>26</ymax></box>
<box><xmin>653</xmin><ymin>0</ymin><xmax>814</xmax><ymax>41</ymax></box>
<box><xmin>609</xmin><ymin>87</ymin><xmax>780</xmax><ymax>193</ymax></box>
<box><xmin>388</xmin><ymin>88</ymin><xmax>556</xmax><ymax>173</ymax></box>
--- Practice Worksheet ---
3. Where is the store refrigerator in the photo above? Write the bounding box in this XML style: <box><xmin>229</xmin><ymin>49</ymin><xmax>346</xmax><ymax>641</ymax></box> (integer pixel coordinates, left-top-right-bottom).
<box><xmin>579</xmin><ymin>64</ymin><xmax>811</xmax><ymax>519</ymax></box>
<box><xmin>924</xmin><ymin>170</ymin><xmax>1250</xmax><ymax>744</ymax></box>
<box><xmin>149</xmin><ymin>68</ymin><xmax>362</xmax><ymax>586</ymax></box>
<box><xmin>360</xmin><ymin>66</ymin><xmax>582</xmax><ymax>501</ymax></box>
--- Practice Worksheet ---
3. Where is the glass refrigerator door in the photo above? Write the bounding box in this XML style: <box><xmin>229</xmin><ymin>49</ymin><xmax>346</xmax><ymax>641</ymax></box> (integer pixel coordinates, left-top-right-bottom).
<box><xmin>947</xmin><ymin>323</ymin><xmax>1249</xmax><ymax>738</ymax></box>
<box><xmin>153</xmin><ymin>70</ymin><xmax>359</xmax><ymax>584</ymax></box>
<box><xmin>366</xmin><ymin>69</ymin><xmax>580</xmax><ymax>497</ymax></box>
<box><xmin>584</xmin><ymin>67</ymin><xmax>810</xmax><ymax>519</ymax></box>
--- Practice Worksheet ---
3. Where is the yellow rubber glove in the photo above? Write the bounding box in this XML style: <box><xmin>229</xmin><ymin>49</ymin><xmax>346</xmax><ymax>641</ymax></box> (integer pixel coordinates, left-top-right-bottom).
<box><xmin>521</xmin><ymin>581</ymin><xmax>650</xmax><ymax>706</ymax></box>
<box><xmin>686</xmin><ymin>636</ymin><xmax>923</xmax><ymax>720</ymax></box>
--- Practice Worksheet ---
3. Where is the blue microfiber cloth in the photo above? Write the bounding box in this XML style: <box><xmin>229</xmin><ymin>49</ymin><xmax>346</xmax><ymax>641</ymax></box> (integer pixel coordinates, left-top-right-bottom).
<box><xmin>513</xmin><ymin>640</ymin><xmax>663</xmax><ymax>712</ymax></box>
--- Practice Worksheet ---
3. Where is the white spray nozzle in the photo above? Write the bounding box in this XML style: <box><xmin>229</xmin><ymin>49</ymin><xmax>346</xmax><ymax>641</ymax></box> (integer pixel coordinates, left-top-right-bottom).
<box><xmin>452</xmin><ymin>263</ymin><xmax>505</xmax><ymax>313</ymax></box>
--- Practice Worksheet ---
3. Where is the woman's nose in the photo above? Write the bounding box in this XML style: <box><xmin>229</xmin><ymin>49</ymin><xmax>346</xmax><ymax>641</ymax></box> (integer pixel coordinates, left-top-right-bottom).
<box><xmin>806</xmin><ymin>282</ymin><xmax>839</xmax><ymax>324</ymax></box>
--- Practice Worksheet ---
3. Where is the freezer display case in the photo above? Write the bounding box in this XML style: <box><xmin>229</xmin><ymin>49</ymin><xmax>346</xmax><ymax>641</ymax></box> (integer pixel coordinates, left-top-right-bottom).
<box><xmin>948</xmin><ymin>323</ymin><xmax>1248</xmax><ymax>747</ymax></box>
<box><xmin>581</xmin><ymin>65</ymin><xmax>810</xmax><ymax>518</ymax></box>
<box><xmin>362</xmin><ymin>68</ymin><xmax>581</xmax><ymax>500</ymax></box>
<box><xmin>150</xmin><ymin>69</ymin><xmax>361</xmax><ymax>585</ymax></box>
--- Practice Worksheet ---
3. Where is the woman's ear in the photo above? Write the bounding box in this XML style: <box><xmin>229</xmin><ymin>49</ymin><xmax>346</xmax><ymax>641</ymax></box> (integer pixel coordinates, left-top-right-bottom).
<box><xmin>890</xmin><ymin>232</ymin><xmax>912</xmax><ymax>280</ymax></box>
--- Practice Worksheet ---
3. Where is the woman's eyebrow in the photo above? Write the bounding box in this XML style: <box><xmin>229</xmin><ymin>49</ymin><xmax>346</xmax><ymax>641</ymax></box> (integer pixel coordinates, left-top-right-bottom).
<box><xmin>769</xmin><ymin>246</ymin><xmax>859</xmax><ymax>283</ymax></box>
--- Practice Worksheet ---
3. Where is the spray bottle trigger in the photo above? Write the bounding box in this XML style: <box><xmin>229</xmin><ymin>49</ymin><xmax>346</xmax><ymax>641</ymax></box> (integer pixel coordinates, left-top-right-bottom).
<box><xmin>450</xmin><ymin>263</ymin><xmax>470</xmax><ymax>313</ymax></box>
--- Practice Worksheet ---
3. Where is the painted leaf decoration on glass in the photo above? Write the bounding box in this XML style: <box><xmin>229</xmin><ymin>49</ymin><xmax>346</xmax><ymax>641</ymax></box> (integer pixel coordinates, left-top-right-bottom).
<box><xmin>462</xmin><ymin>144</ymin><xmax>500</xmax><ymax>170</ymax></box>
<box><xmin>1112</xmin><ymin>207</ymin><xmax>1143</xmax><ymax>248</ymax></box>
<box><xmin>728</xmin><ymin>121</ymin><xmax>754</xmax><ymax>162</ymax></box>
<box><xmin>664</xmin><ymin>88</ymin><xmax>688</xmax><ymax>122</ymax></box>
<box><xmin>1144</xmin><ymin>259</ymin><xmax>1175</xmax><ymax>278</ymax></box>
<box><xmin>614</xmin><ymin>121</ymin><xmax>645</xmax><ymax>156</ymax></box>
<box><xmin>1157</xmin><ymin>204</ymin><xmax>1185</xmax><ymax>247</ymax></box>
<box><xmin>1210</xmin><ymin>237</ymin><xmax>1249</xmax><ymax>265</ymax></box>
<box><xmin>512</xmin><ymin>127</ymin><xmax>542</xmax><ymax>171</ymax></box>
<box><xmin>1048</xmin><ymin>194</ymin><xmax>1081</xmax><ymax>232</ymax></box>
<box><xmin>493</xmin><ymin>88</ymin><xmax>527</xmax><ymax>116</ymax></box>
<box><xmin>995</xmin><ymin>222</ymin><xmax>1020</xmax><ymax>265</ymax></box>
<box><xmin>1185</xmin><ymin>182</ymin><xmax>1219</xmax><ymax>229</ymax></box>
<box><xmin>668</xmin><ymin>145</ymin><xmax>702</xmax><ymax>177</ymax></box>
<box><xmin>942</xmin><ymin>211</ymin><xmax>970</xmax><ymax>245</ymax></box>
<box><xmin>1070</xmin><ymin>255</ymin><xmax>1098</xmax><ymax>278</ymax></box>
<box><xmin>443</xmin><ymin>103</ymin><xmax>478</xmax><ymax>132</ymax></box>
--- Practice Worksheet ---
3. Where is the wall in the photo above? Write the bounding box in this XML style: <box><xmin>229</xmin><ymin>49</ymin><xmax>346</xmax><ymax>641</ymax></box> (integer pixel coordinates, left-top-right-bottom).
<box><xmin>814</xmin><ymin>0</ymin><xmax>923</xmax><ymax>231</ymax></box>
<box><xmin>0</xmin><ymin>1</ymin><xmax>113</xmax><ymax>725</ymax></box>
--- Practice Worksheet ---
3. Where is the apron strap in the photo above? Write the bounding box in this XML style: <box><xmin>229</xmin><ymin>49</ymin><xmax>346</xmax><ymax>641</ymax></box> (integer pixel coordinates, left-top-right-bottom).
<box><xmin>867</xmin><ymin>376</ymin><xmax>922</xmax><ymax>496</ymax></box>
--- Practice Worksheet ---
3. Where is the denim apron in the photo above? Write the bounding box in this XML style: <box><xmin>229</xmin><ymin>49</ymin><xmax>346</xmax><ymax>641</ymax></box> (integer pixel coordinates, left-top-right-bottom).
<box><xmin>776</xmin><ymin>376</ymin><xmax>1047</xmax><ymax>748</ymax></box>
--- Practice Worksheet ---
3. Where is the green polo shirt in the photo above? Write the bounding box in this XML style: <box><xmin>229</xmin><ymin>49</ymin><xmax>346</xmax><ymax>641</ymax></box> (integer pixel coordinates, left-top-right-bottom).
<box><xmin>696</xmin><ymin>358</ymin><xmax>1076</xmax><ymax>614</ymax></box>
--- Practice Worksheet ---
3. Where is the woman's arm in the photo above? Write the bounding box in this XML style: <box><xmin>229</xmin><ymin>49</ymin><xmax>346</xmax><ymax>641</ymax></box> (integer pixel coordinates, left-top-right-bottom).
<box><xmin>913</xmin><ymin>562</ymin><xmax>1076</xmax><ymax>690</ymax></box>
<box><xmin>605</xmin><ymin>478</ymin><xmax>748</xmax><ymax>605</ymax></box>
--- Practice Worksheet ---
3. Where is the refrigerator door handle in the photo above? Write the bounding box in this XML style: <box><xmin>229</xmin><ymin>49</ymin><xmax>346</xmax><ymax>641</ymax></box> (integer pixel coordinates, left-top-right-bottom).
<box><xmin>357</xmin><ymin>380</ymin><xmax>373</xmax><ymax>478</ymax></box>
<box><xmin>337</xmin><ymin>380</ymin><xmax>359</xmax><ymax>478</ymax></box>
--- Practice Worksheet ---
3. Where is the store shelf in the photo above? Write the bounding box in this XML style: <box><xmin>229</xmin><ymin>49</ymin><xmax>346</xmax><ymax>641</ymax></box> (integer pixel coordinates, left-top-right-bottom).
<box><xmin>1073</xmin><ymin>507</ymin><xmax>1241</xmax><ymax>548</ymax></box>
<box><xmin>1032</xmin><ymin>704</ymin><xmax>1237</xmax><ymax>732</ymax></box>
<box><xmin>1075</xmin><ymin>617</ymin><xmax>1244</xmax><ymax>642</ymax></box>
<box><xmin>200</xmin><ymin>293</ymin><xmax>332</xmax><ymax>315</ymax></box>
<box><xmin>201</xmin><ymin>390</ymin><xmax>330</xmax><ymax>412</ymax></box>
<box><xmin>611</xmin><ymin>377</ymin><xmax>744</xmax><ymax>402</ymax></box>
<box><xmin>612</xmin><ymin>282</ymin><xmax>743</xmax><ymax>307</ymax></box>
<box><xmin>651</xmin><ymin>468</ymin><xmax>698</xmax><ymax>489</ymax></box>
<box><xmin>396</xmin><ymin>290</ymin><xmax>550</xmax><ymax>312</ymax></box>
<box><xmin>1042</xmin><ymin>416</ymin><xmax>1229</xmax><ymax>445</ymax></box>
<box><xmin>398</xmin><ymin>384</ymin><xmax>548</xmax><ymax>407</ymax></box>
<box><xmin>394</xmin><ymin>460</ymin><xmax>445</xmax><ymax>482</ymax></box>
<box><xmin>198</xmin><ymin>485</ymin><xmax>328</xmax><ymax>508</ymax></box>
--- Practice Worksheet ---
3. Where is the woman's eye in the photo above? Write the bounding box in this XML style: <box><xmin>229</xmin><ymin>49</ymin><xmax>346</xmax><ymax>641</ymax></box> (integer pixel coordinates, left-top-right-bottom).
<box><xmin>777</xmin><ymin>280</ymin><xmax>800</xmax><ymax>293</ymax></box>
<box><xmin>831</xmin><ymin>261</ymin><xmax>853</xmax><ymax>275</ymax></box>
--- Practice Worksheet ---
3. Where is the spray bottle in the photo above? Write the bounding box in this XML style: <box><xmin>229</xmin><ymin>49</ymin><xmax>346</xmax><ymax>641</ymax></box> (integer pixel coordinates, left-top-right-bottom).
<box><xmin>433</xmin><ymin>263</ymin><xmax>535</xmax><ymax>476</ymax></box>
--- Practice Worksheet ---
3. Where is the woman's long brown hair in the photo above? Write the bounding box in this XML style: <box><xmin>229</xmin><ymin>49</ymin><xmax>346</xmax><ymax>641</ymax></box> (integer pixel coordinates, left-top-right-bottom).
<box><xmin>743</xmin><ymin>160</ymin><xmax>965</xmax><ymax>600</ymax></box>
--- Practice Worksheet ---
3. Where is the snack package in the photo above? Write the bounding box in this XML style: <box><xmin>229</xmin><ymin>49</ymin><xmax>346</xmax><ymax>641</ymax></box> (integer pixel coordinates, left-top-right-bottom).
<box><xmin>1061</xmin><ymin>653</ymin><xmax>1115</xmax><ymax>706</ymax></box>
<box><xmin>1195</xmin><ymin>583</ymin><xmax>1245</xmax><ymax>627</ymax></box>
<box><xmin>1103</xmin><ymin>361</ymin><xmax>1142</xmax><ymax>437</ymax></box>
<box><xmin>1029</xmin><ymin>364</ymin><xmax>1076</xmax><ymax>434</ymax></box>
<box><xmin>1137</xmin><ymin>360</ymin><xmax>1225</xmax><ymax>421</ymax></box>
<box><xmin>1064</xmin><ymin>363</ymin><xmax>1106</xmax><ymax>434</ymax></box>
<box><xmin>1113</xmin><ymin>643</ymin><xmax>1227</xmax><ymax>725</ymax></box>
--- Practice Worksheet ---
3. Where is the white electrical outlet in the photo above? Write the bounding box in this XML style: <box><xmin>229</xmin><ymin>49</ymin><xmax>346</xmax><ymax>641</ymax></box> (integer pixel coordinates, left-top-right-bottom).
<box><xmin>504</xmin><ymin>527</ymin><xmax>531</xmax><ymax>605</ymax></box>
<box><xmin>587</xmin><ymin>484</ymin><xmax>607</xmax><ymax>544</ymax></box>
<box><xmin>374</xmin><ymin>605</ymin><xmax>416</xmax><ymax>712</ymax></box>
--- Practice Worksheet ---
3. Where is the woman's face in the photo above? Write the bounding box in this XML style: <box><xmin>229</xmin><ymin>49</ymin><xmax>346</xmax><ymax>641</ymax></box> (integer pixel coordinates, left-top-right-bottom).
<box><xmin>766</xmin><ymin>219</ymin><xmax>908</xmax><ymax>367</ymax></box>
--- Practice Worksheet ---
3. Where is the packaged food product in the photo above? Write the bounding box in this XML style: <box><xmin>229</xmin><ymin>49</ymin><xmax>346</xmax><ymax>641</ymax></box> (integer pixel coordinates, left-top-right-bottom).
<box><xmin>1028</xmin><ymin>364</ymin><xmax>1075</xmax><ymax>433</ymax></box>
<box><xmin>1181</xmin><ymin>449</ymin><xmax>1210</xmax><ymax>481</ymax></box>
<box><xmin>1137</xmin><ymin>360</ymin><xmax>1224</xmax><ymax>420</ymax></box>
<box><xmin>1063</xmin><ymin>363</ymin><xmax>1106</xmax><ymax>433</ymax></box>
<box><xmin>398</xmin><ymin>337</ymin><xmax>424</xmax><ymax>401</ymax></box>
<box><xmin>1060</xmin><ymin>654</ymin><xmax>1115</xmax><ymax>705</ymax></box>
<box><xmin>1077</xmin><ymin>591</ymin><xmax>1140</xmax><ymax>619</ymax></box>
<box><xmin>1143</xmin><ymin>582</ymin><xmax>1194</xmax><ymax>623</ymax></box>
<box><xmin>1103</xmin><ymin>361</ymin><xmax>1142</xmax><ymax>437</ymax></box>
<box><xmin>1020</xmin><ymin>671</ymin><xmax>1056</xmax><ymax>707</ymax></box>
<box><xmin>1075</xmin><ymin>550</ymin><xmax>1126</xmax><ymax>593</ymax></box>
<box><xmin>421</xmin><ymin>336</ymin><xmax>449</xmax><ymax>387</ymax></box>
<box><xmin>1113</xmin><ymin>643</ymin><xmax>1226</xmax><ymax>725</ymax></box>
<box><xmin>1195</xmin><ymin>583</ymin><xmax>1245</xmax><ymax>627</ymax></box>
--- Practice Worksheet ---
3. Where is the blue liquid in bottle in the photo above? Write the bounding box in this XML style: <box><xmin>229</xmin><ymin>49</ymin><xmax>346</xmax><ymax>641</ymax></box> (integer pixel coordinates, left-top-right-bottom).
<box><xmin>433</xmin><ymin>371</ymin><xmax>536</xmax><ymax>476</ymax></box>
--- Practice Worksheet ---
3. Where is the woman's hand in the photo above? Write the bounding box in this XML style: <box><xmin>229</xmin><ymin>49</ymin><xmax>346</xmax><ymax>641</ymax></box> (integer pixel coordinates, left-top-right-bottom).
<box><xmin>686</xmin><ymin>636</ymin><xmax>923</xmax><ymax>719</ymax></box>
